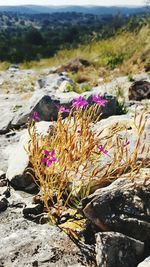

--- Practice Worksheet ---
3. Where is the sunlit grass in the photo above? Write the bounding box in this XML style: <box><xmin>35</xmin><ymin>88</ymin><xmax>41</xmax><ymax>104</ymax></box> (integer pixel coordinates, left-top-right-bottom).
<box><xmin>0</xmin><ymin>61</ymin><xmax>10</xmax><ymax>71</ymax></box>
<box><xmin>19</xmin><ymin>26</ymin><xmax>150</xmax><ymax>86</ymax></box>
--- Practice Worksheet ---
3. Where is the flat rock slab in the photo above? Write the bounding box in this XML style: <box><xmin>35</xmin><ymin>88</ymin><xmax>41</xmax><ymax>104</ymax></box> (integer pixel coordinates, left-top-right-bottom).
<box><xmin>0</xmin><ymin>189</ymin><xmax>86</xmax><ymax>267</ymax></box>
<box><xmin>0</xmin><ymin>223</ymin><xmax>85</xmax><ymax>267</ymax></box>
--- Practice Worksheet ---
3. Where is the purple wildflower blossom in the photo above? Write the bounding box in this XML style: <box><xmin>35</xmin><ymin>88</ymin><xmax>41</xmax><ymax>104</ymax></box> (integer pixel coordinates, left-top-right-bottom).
<box><xmin>41</xmin><ymin>149</ymin><xmax>57</xmax><ymax>167</ymax></box>
<box><xmin>98</xmin><ymin>145</ymin><xmax>111</xmax><ymax>157</ymax></box>
<box><xmin>72</xmin><ymin>96</ymin><xmax>88</xmax><ymax>108</ymax></box>
<box><xmin>92</xmin><ymin>95</ymin><xmax>108</xmax><ymax>107</ymax></box>
<box><xmin>123</xmin><ymin>139</ymin><xmax>130</xmax><ymax>147</ymax></box>
<box><xmin>32</xmin><ymin>111</ymin><xmax>39</xmax><ymax>121</ymax></box>
<box><xmin>59</xmin><ymin>106</ymin><xmax>70</xmax><ymax>113</ymax></box>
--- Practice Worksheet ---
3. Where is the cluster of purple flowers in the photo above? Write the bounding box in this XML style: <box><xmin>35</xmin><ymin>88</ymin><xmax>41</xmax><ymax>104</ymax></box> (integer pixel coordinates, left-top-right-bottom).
<box><xmin>92</xmin><ymin>95</ymin><xmax>108</xmax><ymax>107</ymax></box>
<box><xmin>58</xmin><ymin>95</ymin><xmax>108</xmax><ymax>114</ymax></box>
<box><xmin>32</xmin><ymin>96</ymin><xmax>130</xmax><ymax>167</ymax></box>
<box><xmin>41</xmin><ymin>150</ymin><xmax>57</xmax><ymax>167</ymax></box>
<box><xmin>32</xmin><ymin>95</ymin><xmax>108</xmax><ymax>121</ymax></box>
<box><xmin>32</xmin><ymin>111</ymin><xmax>39</xmax><ymax>121</ymax></box>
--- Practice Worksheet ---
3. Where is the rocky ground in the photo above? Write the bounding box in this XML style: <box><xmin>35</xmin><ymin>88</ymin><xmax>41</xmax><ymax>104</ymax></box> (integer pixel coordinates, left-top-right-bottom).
<box><xmin>0</xmin><ymin>65</ymin><xmax>150</xmax><ymax>267</ymax></box>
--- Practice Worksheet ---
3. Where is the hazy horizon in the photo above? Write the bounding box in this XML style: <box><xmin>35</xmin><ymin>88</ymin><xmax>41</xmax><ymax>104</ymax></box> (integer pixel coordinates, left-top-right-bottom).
<box><xmin>0</xmin><ymin>0</ymin><xmax>145</xmax><ymax>7</ymax></box>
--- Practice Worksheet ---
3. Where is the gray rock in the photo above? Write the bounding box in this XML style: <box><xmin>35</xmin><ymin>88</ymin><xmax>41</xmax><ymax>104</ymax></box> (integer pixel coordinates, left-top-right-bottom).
<box><xmin>0</xmin><ymin>121</ymin><xmax>12</xmax><ymax>134</ymax></box>
<box><xmin>37</xmin><ymin>73</ymin><xmax>73</xmax><ymax>90</ymax></box>
<box><xmin>0</xmin><ymin>196</ymin><xmax>8</xmax><ymax>212</ymax></box>
<box><xmin>8</xmin><ymin>64</ymin><xmax>19</xmax><ymax>72</ymax></box>
<box><xmin>129</xmin><ymin>81</ymin><xmax>150</xmax><ymax>101</ymax></box>
<box><xmin>78</xmin><ymin>178</ymin><xmax>150</xmax><ymax>242</ymax></box>
<box><xmin>93</xmin><ymin>112</ymin><xmax>150</xmax><ymax>160</ymax></box>
<box><xmin>1</xmin><ymin>129</ymin><xmax>28</xmax><ymax>172</ymax></box>
<box><xmin>23</xmin><ymin>203</ymin><xmax>44</xmax><ymax>223</ymax></box>
<box><xmin>7</xmin><ymin>187</ymin><xmax>34</xmax><ymax>208</ymax></box>
<box><xmin>138</xmin><ymin>256</ymin><xmax>150</xmax><ymax>267</ymax></box>
<box><xmin>0</xmin><ymin>170</ymin><xmax>5</xmax><ymax>179</ymax></box>
<box><xmin>11</xmin><ymin>90</ymin><xmax>78</xmax><ymax>128</ymax></box>
<box><xmin>0</xmin><ymin>91</ymin><xmax>29</xmax><ymax>134</ymax></box>
<box><xmin>85</xmin><ymin>93</ymin><xmax>117</xmax><ymax>118</ymax></box>
<box><xmin>95</xmin><ymin>232</ymin><xmax>144</xmax><ymax>267</ymax></box>
<box><xmin>11</xmin><ymin>94</ymin><xmax>59</xmax><ymax>127</ymax></box>
<box><xmin>6</xmin><ymin>130</ymin><xmax>32</xmax><ymax>191</ymax></box>
<box><xmin>32</xmin><ymin>95</ymin><xmax>60</xmax><ymax>121</ymax></box>
<box><xmin>0</xmin><ymin>186</ymin><xmax>9</xmax><ymax>198</ymax></box>
<box><xmin>0</xmin><ymin>179</ymin><xmax>7</xmax><ymax>186</ymax></box>
<box><xmin>0</xmin><ymin>96</ymin><xmax>15</xmax><ymax>134</ymax></box>
<box><xmin>11</xmin><ymin>84</ymin><xmax>118</xmax><ymax>129</ymax></box>
<box><xmin>0</xmin><ymin>188</ymin><xmax>86</xmax><ymax>266</ymax></box>
<box><xmin>36</xmin><ymin>73</ymin><xmax>63</xmax><ymax>89</ymax></box>
<box><xmin>6</xmin><ymin>122</ymin><xmax>51</xmax><ymax>192</ymax></box>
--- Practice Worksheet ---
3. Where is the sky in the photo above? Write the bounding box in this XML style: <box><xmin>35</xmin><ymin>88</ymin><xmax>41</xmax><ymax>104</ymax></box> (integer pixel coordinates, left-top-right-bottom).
<box><xmin>0</xmin><ymin>0</ymin><xmax>146</xmax><ymax>6</ymax></box>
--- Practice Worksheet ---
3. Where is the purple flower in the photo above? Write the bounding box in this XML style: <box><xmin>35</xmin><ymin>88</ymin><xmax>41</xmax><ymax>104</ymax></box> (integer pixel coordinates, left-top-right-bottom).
<box><xmin>98</xmin><ymin>145</ymin><xmax>111</xmax><ymax>157</ymax></box>
<box><xmin>41</xmin><ymin>149</ymin><xmax>57</xmax><ymax>167</ymax></box>
<box><xmin>92</xmin><ymin>95</ymin><xmax>108</xmax><ymax>107</ymax></box>
<box><xmin>59</xmin><ymin>106</ymin><xmax>70</xmax><ymax>113</ymax></box>
<box><xmin>32</xmin><ymin>111</ymin><xmax>39</xmax><ymax>121</ymax></box>
<box><xmin>123</xmin><ymin>139</ymin><xmax>130</xmax><ymax>147</ymax></box>
<box><xmin>72</xmin><ymin>96</ymin><xmax>88</xmax><ymax>108</ymax></box>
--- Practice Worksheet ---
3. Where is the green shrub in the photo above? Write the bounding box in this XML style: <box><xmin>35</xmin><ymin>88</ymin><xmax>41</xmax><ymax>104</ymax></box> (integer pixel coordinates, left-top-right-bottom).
<box><xmin>107</xmin><ymin>53</ymin><xmax>124</xmax><ymax>69</ymax></box>
<box><xmin>66</xmin><ymin>82</ymin><xmax>92</xmax><ymax>94</ymax></box>
<box><xmin>128</xmin><ymin>74</ymin><xmax>135</xmax><ymax>82</ymax></box>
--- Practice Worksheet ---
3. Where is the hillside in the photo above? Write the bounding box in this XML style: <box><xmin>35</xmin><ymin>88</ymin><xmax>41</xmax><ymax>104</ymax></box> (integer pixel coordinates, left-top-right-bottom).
<box><xmin>0</xmin><ymin>9</ymin><xmax>147</xmax><ymax>64</ymax></box>
<box><xmin>17</xmin><ymin>24</ymin><xmax>150</xmax><ymax>86</ymax></box>
<box><xmin>0</xmin><ymin>5</ymin><xmax>147</xmax><ymax>15</ymax></box>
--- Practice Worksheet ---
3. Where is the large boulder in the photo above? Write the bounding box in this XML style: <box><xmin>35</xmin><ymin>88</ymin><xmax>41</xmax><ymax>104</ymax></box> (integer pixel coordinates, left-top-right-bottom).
<box><xmin>128</xmin><ymin>80</ymin><xmax>150</xmax><ymax>101</ymax></box>
<box><xmin>78</xmin><ymin>178</ymin><xmax>150</xmax><ymax>242</ymax></box>
<box><xmin>11</xmin><ymin>91</ymin><xmax>79</xmax><ymax>128</ymax></box>
<box><xmin>96</xmin><ymin>232</ymin><xmax>144</xmax><ymax>267</ymax></box>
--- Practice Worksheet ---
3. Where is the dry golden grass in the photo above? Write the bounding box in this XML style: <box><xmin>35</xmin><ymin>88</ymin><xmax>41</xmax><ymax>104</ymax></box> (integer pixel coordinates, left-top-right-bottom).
<box><xmin>27</xmin><ymin>102</ymin><xmax>150</xmax><ymax>235</ymax></box>
<box><xmin>27</xmin><ymin>105</ymin><xmax>103</xmax><ymax>223</ymax></box>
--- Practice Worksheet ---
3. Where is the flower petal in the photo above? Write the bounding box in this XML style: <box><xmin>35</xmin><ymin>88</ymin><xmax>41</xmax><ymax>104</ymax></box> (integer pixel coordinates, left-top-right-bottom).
<box><xmin>41</xmin><ymin>157</ymin><xmax>48</xmax><ymax>163</ymax></box>
<box><xmin>44</xmin><ymin>150</ymin><xmax>50</xmax><ymax>156</ymax></box>
<box><xmin>51</xmin><ymin>150</ymin><xmax>55</xmax><ymax>157</ymax></box>
<box><xmin>47</xmin><ymin>160</ymin><xmax>52</xmax><ymax>167</ymax></box>
<box><xmin>52</xmin><ymin>157</ymin><xmax>57</xmax><ymax>162</ymax></box>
